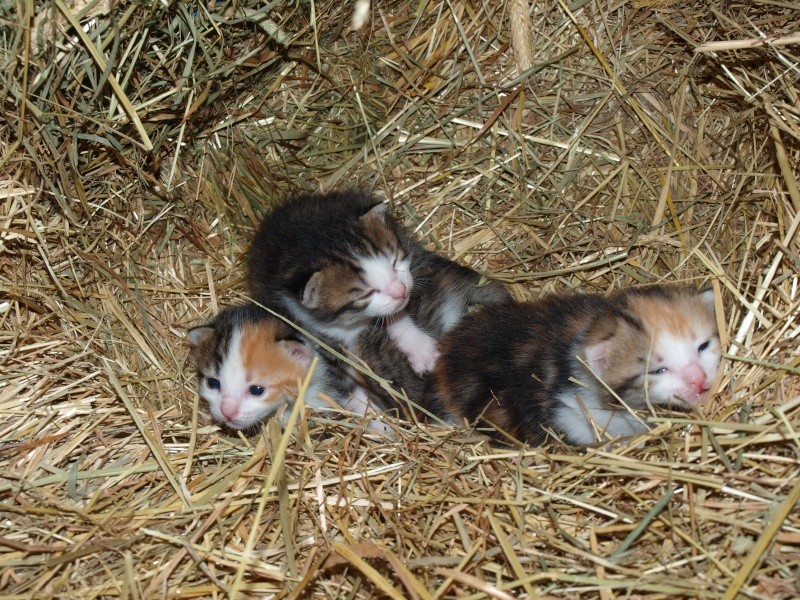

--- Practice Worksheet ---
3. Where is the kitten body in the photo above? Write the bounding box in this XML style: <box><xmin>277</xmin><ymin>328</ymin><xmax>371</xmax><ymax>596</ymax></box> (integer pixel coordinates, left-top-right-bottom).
<box><xmin>356</xmin><ymin>250</ymin><xmax>512</xmax><ymax>408</ymax></box>
<box><xmin>407</xmin><ymin>249</ymin><xmax>513</xmax><ymax>337</ymax></box>
<box><xmin>247</xmin><ymin>190</ymin><xmax>510</xmax><ymax>378</ymax></box>
<box><xmin>427</xmin><ymin>286</ymin><xmax>721</xmax><ymax>445</ymax></box>
<box><xmin>188</xmin><ymin>304</ymin><xmax>373</xmax><ymax>431</ymax></box>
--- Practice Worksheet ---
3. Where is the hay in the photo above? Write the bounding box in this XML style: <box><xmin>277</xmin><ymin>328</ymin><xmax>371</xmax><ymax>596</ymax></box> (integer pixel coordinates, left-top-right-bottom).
<box><xmin>1</xmin><ymin>0</ymin><xmax>799</xmax><ymax>597</ymax></box>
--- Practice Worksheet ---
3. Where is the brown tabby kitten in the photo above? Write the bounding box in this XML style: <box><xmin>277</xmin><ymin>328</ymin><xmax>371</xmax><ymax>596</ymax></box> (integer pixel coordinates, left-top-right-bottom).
<box><xmin>246</xmin><ymin>190</ymin><xmax>510</xmax><ymax>383</ymax></box>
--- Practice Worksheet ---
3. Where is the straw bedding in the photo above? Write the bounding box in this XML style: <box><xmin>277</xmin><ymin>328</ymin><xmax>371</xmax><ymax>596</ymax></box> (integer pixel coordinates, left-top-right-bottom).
<box><xmin>1</xmin><ymin>0</ymin><xmax>799</xmax><ymax>597</ymax></box>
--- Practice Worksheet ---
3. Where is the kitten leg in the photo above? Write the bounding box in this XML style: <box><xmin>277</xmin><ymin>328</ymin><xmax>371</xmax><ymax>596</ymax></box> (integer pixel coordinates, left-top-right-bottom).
<box><xmin>340</xmin><ymin>384</ymin><xmax>371</xmax><ymax>414</ymax></box>
<box><xmin>386</xmin><ymin>312</ymin><xmax>440</xmax><ymax>374</ymax></box>
<box><xmin>341</xmin><ymin>385</ymin><xmax>392</xmax><ymax>436</ymax></box>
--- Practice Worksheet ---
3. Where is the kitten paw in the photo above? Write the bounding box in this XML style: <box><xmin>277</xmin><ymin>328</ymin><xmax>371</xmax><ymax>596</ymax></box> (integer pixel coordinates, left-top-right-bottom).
<box><xmin>387</xmin><ymin>313</ymin><xmax>441</xmax><ymax>374</ymax></box>
<box><xmin>407</xmin><ymin>337</ymin><xmax>441</xmax><ymax>375</ymax></box>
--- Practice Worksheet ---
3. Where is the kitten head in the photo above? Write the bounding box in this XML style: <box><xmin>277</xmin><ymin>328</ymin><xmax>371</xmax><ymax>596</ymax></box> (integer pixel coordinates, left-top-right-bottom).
<box><xmin>300</xmin><ymin>202</ymin><xmax>413</xmax><ymax>324</ymax></box>
<box><xmin>581</xmin><ymin>286</ymin><xmax>720</xmax><ymax>410</ymax></box>
<box><xmin>188</xmin><ymin>305</ymin><xmax>314</xmax><ymax>430</ymax></box>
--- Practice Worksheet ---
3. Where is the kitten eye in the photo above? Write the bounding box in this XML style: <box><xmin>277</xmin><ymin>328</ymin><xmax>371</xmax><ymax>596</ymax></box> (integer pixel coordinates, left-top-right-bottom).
<box><xmin>249</xmin><ymin>385</ymin><xmax>265</xmax><ymax>396</ymax></box>
<box><xmin>206</xmin><ymin>377</ymin><xmax>221</xmax><ymax>390</ymax></box>
<box><xmin>649</xmin><ymin>367</ymin><xmax>668</xmax><ymax>375</ymax></box>
<box><xmin>698</xmin><ymin>340</ymin><xmax>710</xmax><ymax>352</ymax></box>
<box><xmin>354</xmin><ymin>284</ymin><xmax>375</xmax><ymax>298</ymax></box>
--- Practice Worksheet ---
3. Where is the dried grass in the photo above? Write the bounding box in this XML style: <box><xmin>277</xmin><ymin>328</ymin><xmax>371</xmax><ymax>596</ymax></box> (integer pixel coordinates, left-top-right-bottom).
<box><xmin>1</xmin><ymin>0</ymin><xmax>799</xmax><ymax>597</ymax></box>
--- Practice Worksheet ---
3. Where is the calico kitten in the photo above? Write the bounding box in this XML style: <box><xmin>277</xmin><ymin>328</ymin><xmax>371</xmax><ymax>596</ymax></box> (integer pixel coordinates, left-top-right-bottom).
<box><xmin>246</xmin><ymin>190</ymin><xmax>510</xmax><ymax>376</ymax></box>
<box><xmin>188</xmin><ymin>304</ymin><xmax>374</xmax><ymax>431</ymax></box>
<box><xmin>426</xmin><ymin>285</ymin><xmax>721</xmax><ymax>445</ymax></box>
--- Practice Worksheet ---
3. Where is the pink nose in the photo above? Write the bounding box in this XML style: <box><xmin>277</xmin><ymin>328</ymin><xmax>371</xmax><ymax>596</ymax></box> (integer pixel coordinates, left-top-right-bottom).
<box><xmin>682</xmin><ymin>363</ymin><xmax>708</xmax><ymax>396</ymax></box>
<box><xmin>385</xmin><ymin>279</ymin><xmax>408</xmax><ymax>300</ymax></box>
<box><xmin>220</xmin><ymin>398</ymin><xmax>240</xmax><ymax>421</ymax></box>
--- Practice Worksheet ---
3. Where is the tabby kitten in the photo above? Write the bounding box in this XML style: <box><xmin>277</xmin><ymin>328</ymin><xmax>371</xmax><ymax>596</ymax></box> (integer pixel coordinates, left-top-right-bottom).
<box><xmin>247</xmin><ymin>190</ymin><xmax>509</xmax><ymax>376</ymax></box>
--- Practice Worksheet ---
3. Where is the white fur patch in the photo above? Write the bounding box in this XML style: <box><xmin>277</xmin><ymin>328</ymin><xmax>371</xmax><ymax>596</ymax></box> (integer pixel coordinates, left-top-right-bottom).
<box><xmin>360</xmin><ymin>254</ymin><xmax>413</xmax><ymax>317</ymax></box>
<box><xmin>351</xmin><ymin>0</ymin><xmax>370</xmax><ymax>30</ymax></box>
<box><xmin>438</xmin><ymin>296</ymin><xmax>466</xmax><ymax>333</ymax></box>
<box><xmin>345</xmin><ymin>386</ymin><xmax>393</xmax><ymax>436</ymax></box>
<box><xmin>553</xmin><ymin>387</ymin><xmax>649</xmax><ymax>445</ymax></box>
<box><xmin>387</xmin><ymin>312</ymin><xmax>440</xmax><ymax>374</ymax></box>
<box><xmin>649</xmin><ymin>329</ymin><xmax>721</xmax><ymax>406</ymax></box>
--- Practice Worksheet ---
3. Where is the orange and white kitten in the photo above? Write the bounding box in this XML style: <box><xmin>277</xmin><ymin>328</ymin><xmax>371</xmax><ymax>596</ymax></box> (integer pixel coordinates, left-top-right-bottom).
<box><xmin>188</xmin><ymin>304</ymin><xmax>374</xmax><ymax>431</ymax></box>
<box><xmin>426</xmin><ymin>286</ymin><xmax>721</xmax><ymax>445</ymax></box>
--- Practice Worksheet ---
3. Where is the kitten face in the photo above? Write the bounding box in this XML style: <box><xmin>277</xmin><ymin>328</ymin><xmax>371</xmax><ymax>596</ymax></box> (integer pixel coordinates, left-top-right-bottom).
<box><xmin>584</xmin><ymin>288</ymin><xmax>720</xmax><ymax>409</ymax></box>
<box><xmin>300</xmin><ymin>204</ymin><xmax>413</xmax><ymax>324</ymax></box>
<box><xmin>188</xmin><ymin>308</ymin><xmax>313</xmax><ymax>430</ymax></box>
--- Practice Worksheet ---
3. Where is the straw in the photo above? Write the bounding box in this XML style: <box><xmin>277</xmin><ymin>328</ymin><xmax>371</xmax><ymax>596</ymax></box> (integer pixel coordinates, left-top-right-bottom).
<box><xmin>1</xmin><ymin>0</ymin><xmax>799</xmax><ymax>597</ymax></box>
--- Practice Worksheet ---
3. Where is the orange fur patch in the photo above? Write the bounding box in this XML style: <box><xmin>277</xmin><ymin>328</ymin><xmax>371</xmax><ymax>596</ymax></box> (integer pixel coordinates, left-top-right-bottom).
<box><xmin>240</xmin><ymin>322</ymin><xmax>308</xmax><ymax>405</ymax></box>
<box><xmin>629</xmin><ymin>293</ymin><xmax>712</xmax><ymax>341</ymax></box>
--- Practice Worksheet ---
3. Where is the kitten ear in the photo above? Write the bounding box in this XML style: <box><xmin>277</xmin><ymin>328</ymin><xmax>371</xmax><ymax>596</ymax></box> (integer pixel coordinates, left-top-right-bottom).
<box><xmin>582</xmin><ymin>311</ymin><xmax>621</xmax><ymax>377</ymax></box>
<box><xmin>187</xmin><ymin>325</ymin><xmax>213</xmax><ymax>349</ymax></box>
<box><xmin>277</xmin><ymin>340</ymin><xmax>313</xmax><ymax>369</ymax></box>
<box><xmin>584</xmin><ymin>339</ymin><xmax>611</xmax><ymax>376</ymax></box>
<box><xmin>302</xmin><ymin>272</ymin><xmax>322</xmax><ymax>308</ymax></box>
<box><xmin>360</xmin><ymin>201</ymin><xmax>389</xmax><ymax>222</ymax></box>
<box><xmin>698</xmin><ymin>287</ymin><xmax>716</xmax><ymax>315</ymax></box>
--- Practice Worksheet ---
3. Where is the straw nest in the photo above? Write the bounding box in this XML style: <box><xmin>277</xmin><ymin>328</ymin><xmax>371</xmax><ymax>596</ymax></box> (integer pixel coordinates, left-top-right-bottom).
<box><xmin>2</xmin><ymin>0</ymin><xmax>799</xmax><ymax>597</ymax></box>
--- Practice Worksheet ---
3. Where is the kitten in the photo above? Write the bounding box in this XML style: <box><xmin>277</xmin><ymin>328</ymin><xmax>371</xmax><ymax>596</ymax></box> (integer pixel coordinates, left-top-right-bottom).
<box><xmin>246</xmin><ymin>190</ymin><xmax>509</xmax><ymax>375</ymax></box>
<box><xmin>426</xmin><ymin>285</ymin><xmax>721</xmax><ymax>445</ymax></box>
<box><xmin>187</xmin><ymin>304</ymin><xmax>374</xmax><ymax>431</ymax></box>
<box><xmin>355</xmin><ymin>250</ymin><xmax>512</xmax><ymax>410</ymax></box>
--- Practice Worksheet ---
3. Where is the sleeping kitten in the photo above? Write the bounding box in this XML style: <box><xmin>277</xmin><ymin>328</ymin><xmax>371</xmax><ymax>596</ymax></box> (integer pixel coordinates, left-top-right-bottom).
<box><xmin>355</xmin><ymin>250</ymin><xmax>512</xmax><ymax>410</ymax></box>
<box><xmin>246</xmin><ymin>190</ymin><xmax>509</xmax><ymax>376</ymax></box>
<box><xmin>187</xmin><ymin>304</ymin><xmax>375</xmax><ymax>431</ymax></box>
<box><xmin>426</xmin><ymin>285</ymin><xmax>721</xmax><ymax>445</ymax></box>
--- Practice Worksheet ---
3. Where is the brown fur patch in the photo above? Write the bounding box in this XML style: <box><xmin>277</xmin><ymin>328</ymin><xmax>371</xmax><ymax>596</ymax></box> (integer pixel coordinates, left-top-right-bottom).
<box><xmin>310</xmin><ymin>262</ymin><xmax>363</xmax><ymax>312</ymax></box>
<box><xmin>480</xmin><ymin>398</ymin><xmax>516</xmax><ymax>436</ymax></box>
<box><xmin>360</xmin><ymin>207</ymin><xmax>400</xmax><ymax>254</ymax></box>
